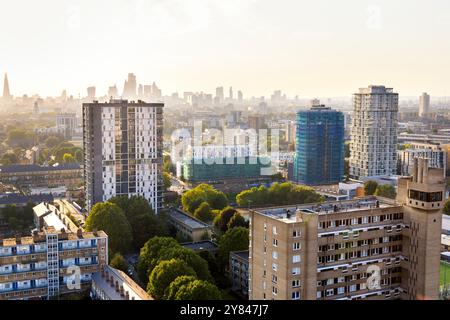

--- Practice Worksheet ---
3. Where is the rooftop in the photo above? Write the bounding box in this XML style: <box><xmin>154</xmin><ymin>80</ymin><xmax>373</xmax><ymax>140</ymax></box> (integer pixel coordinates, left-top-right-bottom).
<box><xmin>0</xmin><ymin>163</ymin><xmax>81</xmax><ymax>174</ymax></box>
<box><xmin>91</xmin><ymin>265</ymin><xmax>152</xmax><ymax>300</ymax></box>
<box><xmin>255</xmin><ymin>197</ymin><xmax>399</xmax><ymax>223</ymax></box>
<box><xmin>0</xmin><ymin>193</ymin><xmax>54</xmax><ymax>206</ymax></box>
<box><xmin>231</xmin><ymin>250</ymin><xmax>249</xmax><ymax>262</ymax></box>
<box><xmin>43</xmin><ymin>212</ymin><xmax>67</xmax><ymax>231</ymax></box>
<box><xmin>169</xmin><ymin>208</ymin><xmax>210</xmax><ymax>230</ymax></box>
<box><xmin>443</xmin><ymin>215</ymin><xmax>450</xmax><ymax>234</ymax></box>
<box><xmin>181</xmin><ymin>240</ymin><xmax>218</xmax><ymax>252</ymax></box>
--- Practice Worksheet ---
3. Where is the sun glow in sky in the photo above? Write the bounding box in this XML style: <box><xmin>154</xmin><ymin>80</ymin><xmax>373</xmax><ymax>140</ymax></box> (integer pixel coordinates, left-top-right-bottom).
<box><xmin>1</xmin><ymin>0</ymin><xmax>450</xmax><ymax>98</ymax></box>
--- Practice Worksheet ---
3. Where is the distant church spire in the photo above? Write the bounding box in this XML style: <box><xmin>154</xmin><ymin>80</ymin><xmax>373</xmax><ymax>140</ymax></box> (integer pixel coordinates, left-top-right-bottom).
<box><xmin>3</xmin><ymin>73</ymin><xmax>11</xmax><ymax>99</ymax></box>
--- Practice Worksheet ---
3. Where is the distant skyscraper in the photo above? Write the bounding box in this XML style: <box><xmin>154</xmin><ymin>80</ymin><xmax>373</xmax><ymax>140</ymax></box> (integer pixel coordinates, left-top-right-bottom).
<box><xmin>310</xmin><ymin>98</ymin><xmax>320</xmax><ymax>107</ymax></box>
<box><xmin>229</xmin><ymin>87</ymin><xmax>233</xmax><ymax>100</ymax></box>
<box><xmin>215</xmin><ymin>86</ymin><xmax>224</xmax><ymax>104</ymax></box>
<box><xmin>87</xmin><ymin>86</ymin><xmax>96</xmax><ymax>100</ymax></box>
<box><xmin>349</xmin><ymin>85</ymin><xmax>399</xmax><ymax>179</ymax></box>
<box><xmin>2</xmin><ymin>73</ymin><xmax>11</xmax><ymax>99</ymax></box>
<box><xmin>238</xmin><ymin>90</ymin><xmax>243</xmax><ymax>103</ymax></box>
<box><xmin>83</xmin><ymin>99</ymin><xmax>164</xmax><ymax>213</ymax></box>
<box><xmin>293</xmin><ymin>105</ymin><xmax>344</xmax><ymax>185</ymax></box>
<box><xmin>419</xmin><ymin>92</ymin><xmax>430</xmax><ymax>117</ymax></box>
<box><xmin>122</xmin><ymin>73</ymin><xmax>137</xmax><ymax>99</ymax></box>
<box><xmin>108</xmin><ymin>85</ymin><xmax>118</xmax><ymax>98</ymax></box>
<box><xmin>138</xmin><ymin>84</ymin><xmax>144</xmax><ymax>99</ymax></box>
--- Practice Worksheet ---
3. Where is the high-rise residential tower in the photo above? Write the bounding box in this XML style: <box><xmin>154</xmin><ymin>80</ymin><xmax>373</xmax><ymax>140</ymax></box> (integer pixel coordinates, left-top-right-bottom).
<box><xmin>83</xmin><ymin>99</ymin><xmax>163</xmax><ymax>213</ymax></box>
<box><xmin>419</xmin><ymin>92</ymin><xmax>430</xmax><ymax>117</ymax></box>
<box><xmin>293</xmin><ymin>105</ymin><xmax>345</xmax><ymax>185</ymax></box>
<box><xmin>349</xmin><ymin>86</ymin><xmax>399</xmax><ymax>180</ymax></box>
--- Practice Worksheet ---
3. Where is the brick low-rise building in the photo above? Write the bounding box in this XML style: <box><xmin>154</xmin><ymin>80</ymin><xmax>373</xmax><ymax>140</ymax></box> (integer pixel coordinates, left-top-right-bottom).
<box><xmin>249</xmin><ymin>158</ymin><xmax>444</xmax><ymax>300</ymax></box>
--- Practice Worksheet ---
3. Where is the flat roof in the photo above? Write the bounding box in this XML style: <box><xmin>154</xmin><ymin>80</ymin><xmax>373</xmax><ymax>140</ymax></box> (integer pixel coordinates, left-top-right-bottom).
<box><xmin>442</xmin><ymin>234</ymin><xmax>450</xmax><ymax>247</ymax></box>
<box><xmin>181</xmin><ymin>241</ymin><xmax>218</xmax><ymax>252</ymax></box>
<box><xmin>169</xmin><ymin>208</ymin><xmax>210</xmax><ymax>230</ymax></box>
<box><xmin>91</xmin><ymin>266</ymin><xmax>152</xmax><ymax>300</ymax></box>
<box><xmin>231</xmin><ymin>250</ymin><xmax>249</xmax><ymax>261</ymax></box>
<box><xmin>255</xmin><ymin>197</ymin><xmax>399</xmax><ymax>223</ymax></box>
<box><xmin>0</xmin><ymin>163</ymin><xmax>81</xmax><ymax>174</ymax></box>
<box><xmin>43</xmin><ymin>212</ymin><xmax>67</xmax><ymax>231</ymax></box>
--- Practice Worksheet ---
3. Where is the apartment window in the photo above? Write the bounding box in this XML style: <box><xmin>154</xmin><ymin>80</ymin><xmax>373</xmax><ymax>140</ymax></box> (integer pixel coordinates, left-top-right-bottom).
<box><xmin>272</xmin><ymin>251</ymin><xmax>278</xmax><ymax>260</ymax></box>
<box><xmin>272</xmin><ymin>286</ymin><xmax>278</xmax><ymax>295</ymax></box>
<box><xmin>293</xmin><ymin>242</ymin><xmax>301</xmax><ymax>251</ymax></box>
<box><xmin>317</xmin><ymin>291</ymin><xmax>322</xmax><ymax>299</ymax></box>
<box><xmin>272</xmin><ymin>275</ymin><xmax>278</xmax><ymax>284</ymax></box>
<box><xmin>349</xmin><ymin>285</ymin><xmax>357</xmax><ymax>292</ymax></box>
<box><xmin>293</xmin><ymin>255</ymin><xmax>301</xmax><ymax>263</ymax></box>
<box><xmin>293</xmin><ymin>230</ymin><xmax>301</xmax><ymax>238</ymax></box>
<box><xmin>326</xmin><ymin>278</ymin><xmax>334</xmax><ymax>285</ymax></box>
<box><xmin>326</xmin><ymin>289</ymin><xmax>334</xmax><ymax>297</ymax></box>
<box><xmin>338</xmin><ymin>277</ymin><xmax>345</xmax><ymax>283</ymax></box>
<box><xmin>292</xmin><ymin>267</ymin><xmax>301</xmax><ymax>275</ymax></box>
<box><xmin>272</xmin><ymin>263</ymin><xmax>278</xmax><ymax>272</ymax></box>
<box><xmin>362</xmin><ymin>217</ymin><xmax>368</xmax><ymax>224</ymax></box>
<box><xmin>273</xmin><ymin>239</ymin><xmax>278</xmax><ymax>247</ymax></box>
<box><xmin>292</xmin><ymin>280</ymin><xmax>300</xmax><ymax>288</ymax></box>
<box><xmin>264</xmin><ymin>223</ymin><xmax>267</xmax><ymax>231</ymax></box>
<box><xmin>272</xmin><ymin>226</ymin><xmax>277</xmax><ymax>235</ymax></box>
<box><xmin>338</xmin><ymin>287</ymin><xmax>345</xmax><ymax>295</ymax></box>
<box><xmin>292</xmin><ymin>291</ymin><xmax>301</xmax><ymax>300</ymax></box>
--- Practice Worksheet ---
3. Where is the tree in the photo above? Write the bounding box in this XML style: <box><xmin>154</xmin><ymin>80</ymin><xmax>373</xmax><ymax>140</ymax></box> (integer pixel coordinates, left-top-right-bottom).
<box><xmin>182</xmin><ymin>184</ymin><xmax>228</xmax><ymax>214</ymax></box>
<box><xmin>364</xmin><ymin>180</ymin><xmax>378</xmax><ymax>196</ymax></box>
<box><xmin>444</xmin><ymin>199</ymin><xmax>450</xmax><ymax>216</ymax></box>
<box><xmin>163</xmin><ymin>172</ymin><xmax>172</xmax><ymax>190</ymax></box>
<box><xmin>45</xmin><ymin>136</ymin><xmax>61</xmax><ymax>148</ymax></box>
<box><xmin>109</xmin><ymin>195</ymin><xmax>168</xmax><ymax>250</ymax></box>
<box><xmin>85</xmin><ymin>202</ymin><xmax>132</xmax><ymax>254</ymax></box>
<box><xmin>227</xmin><ymin>213</ymin><xmax>247</xmax><ymax>230</ymax></box>
<box><xmin>137</xmin><ymin>237</ymin><xmax>180</xmax><ymax>284</ymax></box>
<box><xmin>174</xmin><ymin>279</ymin><xmax>222</xmax><ymax>300</ymax></box>
<box><xmin>164</xmin><ymin>275</ymin><xmax>197</xmax><ymax>300</ymax></box>
<box><xmin>194</xmin><ymin>202</ymin><xmax>213</xmax><ymax>222</ymax></box>
<box><xmin>109</xmin><ymin>253</ymin><xmax>129</xmax><ymax>274</ymax></box>
<box><xmin>62</xmin><ymin>153</ymin><xmax>76</xmax><ymax>163</ymax></box>
<box><xmin>1</xmin><ymin>152</ymin><xmax>18</xmax><ymax>165</ymax></box>
<box><xmin>236</xmin><ymin>182</ymin><xmax>322</xmax><ymax>206</ymax></box>
<box><xmin>147</xmin><ymin>259</ymin><xmax>196</xmax><ymax>300</ymax></box>
<box><xmin>375</xmin><ymin>184</ymin><xmax>397</xmax><ymax>199</ymax></box>
<box><xmin>158</xmin><ymin>246</ymin><xmax>212</xmax><ymax>281</ymax></box>
<box><xmin>218</xmin><ymin>227</ymin><xmax>249</xmax><ymax>268</ymax></box>
<box><xmin>214</xmin><ymin>206</ymin><xmax>238</xmax><ymax>233</ymax></box>
<box><xmin>74</xmin><ymin>149</ymin><xmax>83</xmax><ymax>163</ymax></box>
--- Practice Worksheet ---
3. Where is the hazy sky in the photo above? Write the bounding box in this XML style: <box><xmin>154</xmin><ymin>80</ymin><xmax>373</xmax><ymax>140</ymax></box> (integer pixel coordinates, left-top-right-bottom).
<box><xmin>1</xmin><ymin>0</ymin><xmax>450</xmax><ymax>98</ymax></box>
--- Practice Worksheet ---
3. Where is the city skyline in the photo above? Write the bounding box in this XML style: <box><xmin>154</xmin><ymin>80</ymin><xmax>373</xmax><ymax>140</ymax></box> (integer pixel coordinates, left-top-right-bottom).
<box><xmin>1</xmin><ymin>1</ymin><xmax>450</xmax><ymax>98</ymax></box>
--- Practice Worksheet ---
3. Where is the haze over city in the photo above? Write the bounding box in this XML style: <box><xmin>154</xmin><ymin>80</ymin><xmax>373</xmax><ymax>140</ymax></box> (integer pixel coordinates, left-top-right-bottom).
<box><xmin>1</xmin><ymin>0</ymin><xmax>450</xmax><ymax>97</ymax></box>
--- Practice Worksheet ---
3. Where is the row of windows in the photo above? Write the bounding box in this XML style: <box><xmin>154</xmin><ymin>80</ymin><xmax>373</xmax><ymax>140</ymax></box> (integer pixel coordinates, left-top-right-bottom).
<box><xmin>319</xmin><ymin>213</ymin><xmax>404</xmax><ymax>229</ymax></box>
<box><xmin>318</xmin><ymin>245</ymin><xmax>402</xmax><ymax>263</ymax></box>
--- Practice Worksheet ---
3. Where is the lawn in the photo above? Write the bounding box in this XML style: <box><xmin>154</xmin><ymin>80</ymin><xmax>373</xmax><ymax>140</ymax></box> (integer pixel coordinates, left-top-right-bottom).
<box><xmin>441</xmin><ymin>261</ymin><xmax>450</xmax><ymax>287</ymax></box>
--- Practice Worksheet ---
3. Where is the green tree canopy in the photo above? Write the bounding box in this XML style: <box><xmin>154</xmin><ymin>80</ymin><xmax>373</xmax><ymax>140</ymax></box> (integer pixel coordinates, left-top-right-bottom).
<box><xmin>236</xmin><ymin>182</ymin><xmax>322</xmax><ymax>206</ymax></box>
<box><xmin>109</xmin><ymin>195</ymin><xmax>168</xmax><ymax>250</ymax></box>
<box><xmin>1</xmin><ymin>152</ymin><xmax>19</xmax><ymax>165</ymax></box>
<box><xmin>218</xmin><ymin>227</ymin><xmax>249</xmax><ymax>268</ymax></box>
<box><xmin>374</xmin><ymin>184</ymin><xmax>396</xmax><ymax>199</ymax></box>
<box><xmin>85</xmin><ymin>202</ymin><xmax>132</xmax><ymax>254</ymax></box>
<box><xmin>109</xmin><ymin>253</ymin><xmax>129</xmax><ymax>274</ymax></box>
<box><xmin>147</xmin><ymin>259</ymin><xmax>196</xmax><ymax>300</ymax></box>
<box><xmin>182</xmin><ymin>184</ymin><xmax>228</xmax><ymax>214</ymax></box>
<box><xmin>62</xmin><ymin>153</ymin><xmax>76</xmax><ymax>163</ymax></box>
<box><xmin>164</xmin><ymin>275</ymin><xmax>197</xmax><ymax>300</ymax></box>
<box><xmin>227</xmin><ymin>213</ymin><xmax>247</xmax><ymax>230</ymax></box>
<box><xmin>444</xmin><ymin>199</ymin><xmax>450</xmax><ymax>215</ymax></box>
<box><xmin>174</xmin><ymin>279</ymin><xmax>222</xmax><ymax>300</ymax></box>
<box><xmin>158</xmin><ymin>246</ymin><xmax>212</xmax><ymax>281</ymax></box>
<box><xmin>137</xmin><ymin>236</ymin><xmax>180</xmax><ymax>284</ymax></box>
<box><xmin>163</xmin><ymin>172</ymin><xmax>172</xmax><ymax>190</ymax></box>
<box><xmin>213</xmin><ymin>206</ymin><xmax>237</xmax><ymax>233</ymax></box>
<box><xmin>364</xmin><ymin>180</ymin><xmax>379</xmax><ymax>196</ymax></box>
<box><xmin>194</xmin><ymin>202</ymin><xmax>213</xmax><ymax>222</ymax></box>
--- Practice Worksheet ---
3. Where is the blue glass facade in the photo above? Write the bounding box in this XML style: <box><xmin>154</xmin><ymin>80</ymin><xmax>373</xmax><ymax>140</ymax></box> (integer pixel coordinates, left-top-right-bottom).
<box><xmin>293</xmin><ymin>106</ymin><xmax>344</xmax><ymax>185</ymax></box>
